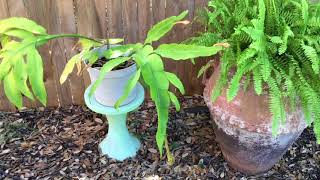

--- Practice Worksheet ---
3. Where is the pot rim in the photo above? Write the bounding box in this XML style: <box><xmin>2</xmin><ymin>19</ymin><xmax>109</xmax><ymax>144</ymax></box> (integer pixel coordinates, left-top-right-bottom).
<box><xmin>87</xmin><ymin>63</ymin><xmax>137</xmax><ymax>79</ymax></box>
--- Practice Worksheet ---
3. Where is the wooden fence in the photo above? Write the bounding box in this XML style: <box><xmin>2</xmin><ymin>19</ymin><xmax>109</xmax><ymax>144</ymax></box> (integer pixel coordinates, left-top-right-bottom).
<box><xmin>0</xmin><ymin>0</ymin><xmax>209</xmax><ymax>111</ymax></box>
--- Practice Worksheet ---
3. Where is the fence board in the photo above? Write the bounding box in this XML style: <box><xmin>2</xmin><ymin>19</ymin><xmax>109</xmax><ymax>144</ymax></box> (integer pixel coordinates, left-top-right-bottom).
<box><xmin>56</xmin><ymin>0</ymin><xmax>86</xmax><ymax>105</ymax></box>
<box><xmin>106</xmin><ymin>0</ymin><xmax>124</xmax><ymax>39</ymax></box>
<box><xmin>190</xmin><ymin>0</ymin><xmax>210</xmax><ymax>95</ymax></box>
<box><xmin>137</xmin><ymin>0</ymin><xmax>152</xmax><ymax>42</ymax></box>
<box><xmin>123</xmin><ymin>0</ymin><xmax>139</xmax><ymax>43</ymax></box>
<box><xmin>0</xmin><ymin>0</ymin><xmax>210</xmax><ymax>111</ymax></box>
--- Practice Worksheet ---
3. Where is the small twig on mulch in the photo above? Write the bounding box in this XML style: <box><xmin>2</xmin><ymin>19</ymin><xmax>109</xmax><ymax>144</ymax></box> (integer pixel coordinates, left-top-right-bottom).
<box><xmin>0</xmin><ymin>95</ymin><xmax>319</xmax><ymax>179</ymax></box>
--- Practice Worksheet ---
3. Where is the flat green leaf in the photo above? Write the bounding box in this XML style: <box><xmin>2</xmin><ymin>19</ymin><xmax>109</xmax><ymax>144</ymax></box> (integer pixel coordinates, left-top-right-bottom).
<box><xmin>90</xmin><ymin>57</ymin><xmax>130</xmax><ymax>96</ymax></box>
<box><xmin>168</xmin><ymin>91</ymin><xmax>180</xmax><ymax>111</ymax></box>
<box><xmin>13</xmin><ymin>57</ymin><xmax>34</xmax><ymax>100</ymax></box>
<box><xmin>155</xmin><ymin>72</ymin><xmax>169</xmax><ymax>90</ymax></box>
<box><xmin>145</xmin><ymin>10</ymin><xmax>188</xmax><ymax>44</ymax></box>
<box><xmin>103</xmin><ymin>44</ymin><xmax>137</xmax><ymax>59</ymax></box>
<box><xmin>3</xmin><ymin>70</ymin><xmax>23</xmax><ymax>109</ymax></box>
<box><xmin>154</xmin><ymin>90</ymin><xmax>170</xmax><ymax>156</ymax></box>
<box><xmin>60</xmin><ymin>54</ymin><xmax>81</xmax><ymax>84</ymax></box>
<box><xmin>114</xmin><ymin>69</ymin><xmax>141</xmax><ymax>109</ymax></box>
<box><xmin>0</xmin><ymin>17</ymin><xmax>46</xmax><ymax>34</ymax></box>
<box><xmin>165</xmin><ymin>72</ymin><xmax>185</xmax><ymax>94</ymax></box>
<box><xmin>79</xmin><ymin>38</ymin><xmax>103</xmax><ymax>50</ymax></box>
<box><xmin>155</xmin><ymin>44</ymin><xmax>224</xmax><ymax>60</ymax></box>
<box><xmin>133</xmin><ymin>45</ymin><xmax>153</xmax><ymax>66</ymax></box>
<box><xmin>147</xmin><ymin>54</ymin><xmax>164</xmax><ymax>71</ymax></box>
<box><xmin>27</xmin><ymin>48</ymin><xmax>47</xmax><ymax>106</ymax></box>
<box><xmin>0</xmin><ymin>35</ymin><xmax>10</xmax><ymax>46</ymax></box>
<box><xmin>4</xmin><ymin>29</ymin><xmax>35</xmax><ymax>40</ymax></box>
<box><xmin>0</xmin><ymin>60</ymin><xmax>11</xmax><ymax>81</ymax></box>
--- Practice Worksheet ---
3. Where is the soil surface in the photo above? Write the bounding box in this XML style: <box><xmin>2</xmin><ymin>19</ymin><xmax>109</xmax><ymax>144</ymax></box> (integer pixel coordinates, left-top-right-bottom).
<box><xmin>91</xmin><ymin>57</ymin><xmax>134</xmax><ymax>70</ymax></box>
<box><xmin>0</xmin><ymin>96</ymin><xmax>319</xmax><ymax>179</ymax></box>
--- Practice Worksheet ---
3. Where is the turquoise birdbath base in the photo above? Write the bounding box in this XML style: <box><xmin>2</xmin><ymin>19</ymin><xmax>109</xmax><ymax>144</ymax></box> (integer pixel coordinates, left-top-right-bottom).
<box><xmin>84</xmin><ymin>83</ymin><xmax>145</xmax><ymax>161</ymax></box>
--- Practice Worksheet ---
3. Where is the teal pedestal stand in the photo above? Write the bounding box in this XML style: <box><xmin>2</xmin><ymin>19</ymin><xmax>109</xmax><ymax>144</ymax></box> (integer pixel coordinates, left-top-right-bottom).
<box><xmin>84</xmin><ymin>83</ymin><xmax>145</xmax><ymax>161</ymax></box>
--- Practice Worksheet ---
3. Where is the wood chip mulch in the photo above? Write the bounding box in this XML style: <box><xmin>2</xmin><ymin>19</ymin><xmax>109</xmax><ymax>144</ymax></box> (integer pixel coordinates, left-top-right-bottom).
<box><xmin>0</xmin><ymin>95</ymin><xmax>319</xmax><ymax>179</ymax></box>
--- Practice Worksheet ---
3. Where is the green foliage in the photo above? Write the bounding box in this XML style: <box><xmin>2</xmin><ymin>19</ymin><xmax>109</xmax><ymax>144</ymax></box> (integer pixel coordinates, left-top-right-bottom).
<box><xmin>0</xmin><ymin>11</ymin><xmax>224</xmax><ymax>156</ymax></box>
<box><xmin>190</xmin><ymin>0</ymin><xmax>320</xmax><ymax>141</ymax></box>
<box><xmin>145</xmin><ymin>10</ymin><xmax>188</xmax><ymax>44</ymax></box>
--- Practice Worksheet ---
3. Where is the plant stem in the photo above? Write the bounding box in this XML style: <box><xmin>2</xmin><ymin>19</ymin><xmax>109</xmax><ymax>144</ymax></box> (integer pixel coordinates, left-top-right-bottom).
<box><xmin>38</xmin><ymin>34</ymin><xmax>103</xmax><ymax>45</ymax></box>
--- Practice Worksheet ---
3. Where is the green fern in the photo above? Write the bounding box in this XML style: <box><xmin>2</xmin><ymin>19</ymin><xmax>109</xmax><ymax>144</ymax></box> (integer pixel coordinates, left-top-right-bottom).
<box><xmin>189</xmin><ymin>0</ymin><xmax>320</xmax><ymax>143</ymax></box>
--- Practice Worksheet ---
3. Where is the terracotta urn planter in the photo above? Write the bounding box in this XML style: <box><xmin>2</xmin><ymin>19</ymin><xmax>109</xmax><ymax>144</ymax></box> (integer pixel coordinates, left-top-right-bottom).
<box><xmin>203</xmin><ymin>64</ymin><xmax>308</xmax><ymax>175</ymax></box>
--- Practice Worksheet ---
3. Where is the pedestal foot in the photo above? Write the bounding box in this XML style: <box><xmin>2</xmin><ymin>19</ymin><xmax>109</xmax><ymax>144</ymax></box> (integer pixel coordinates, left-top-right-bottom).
<box><xmin>99</xmin><ymin>114</ymin><xmax>140</xmax><ymax>161</ymax></box>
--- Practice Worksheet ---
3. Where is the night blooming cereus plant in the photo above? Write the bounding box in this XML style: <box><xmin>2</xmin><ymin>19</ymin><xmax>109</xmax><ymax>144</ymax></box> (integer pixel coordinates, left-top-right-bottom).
<box><xmin>0</xmin><ymin>11</ymin><xmax>226</xmax><ymax>156</ymax></box>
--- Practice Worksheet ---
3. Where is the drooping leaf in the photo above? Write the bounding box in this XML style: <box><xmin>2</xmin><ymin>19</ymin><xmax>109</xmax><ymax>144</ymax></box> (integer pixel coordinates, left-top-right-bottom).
<box><xmin>154</xmin><ymin>90</ymin><xmax>170</xmax><ymax>156</ymax></box>
<box><xmin>147</xmin><ymin>54</ymin><xmax>164</xmax><ymax>71</ymax></box>
<box><xmin>165</xmin><ymin>72</ymin><xmax>185</xmax><ymax>94</ymax></box>
<box><xmin>155</xmin><ymin>44</ymin><xmax>224</xmax><ymax>60</ymax></box>
<box><xmin>60</xmin><ymin>54</ymin><xmax>81</xmax><ymax>84</ymax></box>
<box><xmin>89</xmin><ymin>57</ymin><xmax>130</xmax><ymax>96</ymax></box>
<box><xmin>0</xmin><ymin>17</ymin><xmax>47</xmax><ymax>34</ymax></box>
<box><xmin>0</xmin><ymin>60</ymin><xmax>11</xmax><ymax>81</ymax></box>
<box><xmin>3</xmin><ymin>70</ymin><xmax>23</xmax><ymax>109</ymax></box>
<box><xmin>114</xmin><ymin>69</ymin><xmax>141</xmax><ymax>109</ymax></box>
<box><xmin>168</xmin><ymin>91</ymin><xmax>181</xmax><ymax>111</ymax></box>
<box><xmin>133</xmin><ymin>45</ymin><xmax>153</xmax><ymax>66</ymax></box>
<box><xmin>13</xmin><ymin>57</ymin><xmax>34</xmax><ymax>100</ymax></box>
<box><xmin>27</xmin><ymin>48</ymin><xmax>47</xmax><ymax>106</ymax></box>
<box><xmin>4</xmin><ymin>29</ymin><xmax>35</xmax><ymax>40</ymax></box>
<box><xmin>155</xmin><ymin>72</ymin><xmax>170</xmax><ymax>90</ymax></box>
<box><xmin>145</xmin><ymin>10</ymin><xmax>188</xmax><ymax>44</ymax></box>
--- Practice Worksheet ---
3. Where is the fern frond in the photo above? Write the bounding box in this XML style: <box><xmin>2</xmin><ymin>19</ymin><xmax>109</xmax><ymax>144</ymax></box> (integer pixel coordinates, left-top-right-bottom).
<box><xmin>301</xmin><ymin>43</ymin><xmax>319</xmax><ymax>74</ymax></box>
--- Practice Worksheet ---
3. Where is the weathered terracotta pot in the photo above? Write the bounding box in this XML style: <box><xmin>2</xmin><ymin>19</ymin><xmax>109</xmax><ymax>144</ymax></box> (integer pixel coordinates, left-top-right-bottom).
<box><xmin>203</xmin><ymin>64</ymin><xmax>307</xmax><ymax>175</ymax></box>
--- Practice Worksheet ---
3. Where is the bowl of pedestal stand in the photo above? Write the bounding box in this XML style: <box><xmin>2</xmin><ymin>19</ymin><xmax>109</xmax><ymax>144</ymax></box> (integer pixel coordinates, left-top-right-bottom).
<box><xmin>84</xmin><ymin>83</ymin><xmax>145</xmax><ymax>161</ymax></box>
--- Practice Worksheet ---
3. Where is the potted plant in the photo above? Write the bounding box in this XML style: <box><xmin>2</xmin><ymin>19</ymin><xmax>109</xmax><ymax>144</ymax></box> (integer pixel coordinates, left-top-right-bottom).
<box><xmin>0</xmin><ymin>11</ymin><xmax>225</xmax><ymax>160</ymax></box>
<box><xmin>187</xmin><ymin>0</ymin><xmax>320</xmax><ymax>175</ymax></box>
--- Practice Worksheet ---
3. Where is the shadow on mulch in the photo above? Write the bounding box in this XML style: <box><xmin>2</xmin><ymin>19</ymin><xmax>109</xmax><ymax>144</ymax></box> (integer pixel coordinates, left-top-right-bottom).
<box><xmin>0</xmin><ymin>95</ymin><xmax>319</xmax><ymax>179</ymax></box>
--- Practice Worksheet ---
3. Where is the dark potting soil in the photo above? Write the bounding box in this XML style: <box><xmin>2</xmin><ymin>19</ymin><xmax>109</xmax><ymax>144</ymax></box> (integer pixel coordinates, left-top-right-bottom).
<box><xmin>91</xmin><ymin>57</ymin><xmax>134</xmax><ymax>70</ymax></box>
<box><xmin>0</xmin><ymin>95</ymin><xmax>319</xmax><ymax>179</ymax></box>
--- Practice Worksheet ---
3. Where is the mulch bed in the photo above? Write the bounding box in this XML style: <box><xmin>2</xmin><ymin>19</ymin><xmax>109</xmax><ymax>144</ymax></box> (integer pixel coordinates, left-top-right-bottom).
<box><xmin>0</xmin><ymin>95</ymin><xmax>319</xmax><ymax>179</ymax></box>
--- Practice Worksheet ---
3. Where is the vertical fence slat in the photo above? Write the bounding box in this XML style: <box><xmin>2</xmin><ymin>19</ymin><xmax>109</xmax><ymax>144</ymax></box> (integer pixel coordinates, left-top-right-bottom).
<box><xmin>123</xmin><ymin>0</ymin><xmax>139</xmax><ymax>43</ymax></box>
<box><xmin>94</xmin><ymin>0</ymin><xmax>108</xmax><ymax>38</ymax></box>
<box><xmin>190</xmin><ymin>0</ymin><xmax>209</xmax><ymax>94</ymax></box>
<box><xmin>56</xmin><ymin>0</ymin><xmax>85</xmax><ymax>105</ymax></box>
<box><xmin>137</xmin><ymin>0</ymin><xmax>153</xmax><ymax>43</ymax></box>
<box><xmin>45</xmin><ymin>0</ymin><xmax>74</xmax><ymax>107</ymax></box>
<box><xmin>0</xmin><ymin>0</ymin><xmax>9</xmax><ymax>19</ymax></box>
<box><xmin>106</xmin><ymin>0</ymin><xmax>124</xmax><ymax>39</ymax></box>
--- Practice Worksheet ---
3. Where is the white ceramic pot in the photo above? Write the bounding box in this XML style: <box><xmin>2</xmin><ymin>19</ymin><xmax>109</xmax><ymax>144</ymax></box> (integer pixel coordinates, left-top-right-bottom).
<box><xmin>87</xmin><ymin>64</ymin><xmax>138</xmax><ymax>107</ymax></box>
